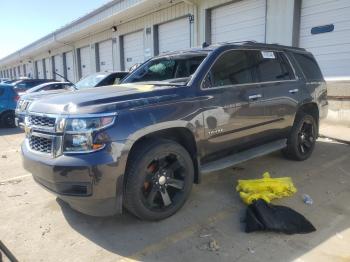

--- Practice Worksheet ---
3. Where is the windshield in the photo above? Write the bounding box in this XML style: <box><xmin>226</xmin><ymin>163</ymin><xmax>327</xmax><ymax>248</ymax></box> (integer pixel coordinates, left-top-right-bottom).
<box><xmin>75</xmin><ymin>73</ymin><xmax>108</xmax><ymax>89</ymax></box>
<box><xmin>123</xmin><ymin>54</ymin><xmax>207</xmax><ymax>85</ymax></box>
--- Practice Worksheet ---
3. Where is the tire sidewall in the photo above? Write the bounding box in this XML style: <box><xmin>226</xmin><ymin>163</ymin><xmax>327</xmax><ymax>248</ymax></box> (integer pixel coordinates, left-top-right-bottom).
<box><xmin>289</xmin><ymin>114</ymin><xmax>317</xmax><ymax>161</ymax></box>
<box><xmin>1</xmin><ymin>111</ymin><xmax>15</xmax><ymax>128</ymax></box>
<box><xmin>125</xmin><ymin>140</ymin><xmax>194</xmax><ymax>220</ymax></box>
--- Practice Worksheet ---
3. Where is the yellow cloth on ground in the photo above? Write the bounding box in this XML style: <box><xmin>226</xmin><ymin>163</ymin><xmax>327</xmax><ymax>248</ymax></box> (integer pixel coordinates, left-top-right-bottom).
<box><xmin>236</xmin><ymin>172</ymin><xmax>297</xmax><ymax>205</ymax></box>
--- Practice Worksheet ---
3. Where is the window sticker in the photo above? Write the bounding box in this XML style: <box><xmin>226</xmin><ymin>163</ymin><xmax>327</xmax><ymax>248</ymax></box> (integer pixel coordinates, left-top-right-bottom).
<box><xmin>261</xmin><ymin>51</ymin><xmax>275</xmax><ymax>59</ymax></box>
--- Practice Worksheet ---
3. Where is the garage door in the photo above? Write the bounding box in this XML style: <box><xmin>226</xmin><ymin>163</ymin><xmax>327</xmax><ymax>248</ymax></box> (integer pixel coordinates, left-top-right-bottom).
<box><xmin>45</xmin><ymin>58</ymin><xmax>52</xmax><ymax>79</ymax></box>
<box><xmin>98</xmin><ymin>40</ymin><xmax>114</xmax><ymax>72</ymax></box>
<box><xmin>299</xmin><ymin>0</ymin><xmax>350</xmax><ymax>79</ymax></box>
<box><xmin>123</xmin><ymin>31</ymin><xmax>144</xmax><ymax>70</ymax></box>
<box><xmin>54</xmin><ymin>54</ymin><xmax>64</xmax><ymax>80</ymax></box>
<box><xmin>159</xmin><ymin>18</ymin><xmax>191</xmax><ymax>53</ymax></box>
<box><xmin>37</xmin><ymin>60</ymin><xmax>44</xmax><ymax>79</ymax></box>
<box><xmin>211</xmin><ymin>0</ymin><xmax>266</xmax><ymax>44</ymax></box>
<box><xmin>80</xmin><ymin>46</ymin><xmax>91</xmax><ymax>78</ymax></box>
<box><xmin>26</xmin><ymin>63</ymin><xmax>34</xmax><ymax>78</ymax></box>
<box><xmin>65</xmin><ymin>51</ymin><xmax>75</xmax><ymax>82</ymax></box>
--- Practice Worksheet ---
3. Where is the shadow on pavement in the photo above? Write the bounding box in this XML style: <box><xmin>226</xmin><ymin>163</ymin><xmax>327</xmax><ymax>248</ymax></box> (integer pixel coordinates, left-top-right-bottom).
<box><xmin>0</xmin><ymin>127</ymin><xmax>23</xmax><ymax>136</ymax></box>
<box><xmin>58</xmin><ymin>140</ymin><xmax>350</xmax><ymax>261</ymax></box>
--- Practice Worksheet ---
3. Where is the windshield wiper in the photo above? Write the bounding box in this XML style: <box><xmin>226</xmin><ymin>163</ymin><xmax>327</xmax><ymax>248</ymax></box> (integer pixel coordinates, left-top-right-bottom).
<box><xmin>54</xmin><ymin>72</ymin><xmax>77</xmax><ymax>90</ymax></box>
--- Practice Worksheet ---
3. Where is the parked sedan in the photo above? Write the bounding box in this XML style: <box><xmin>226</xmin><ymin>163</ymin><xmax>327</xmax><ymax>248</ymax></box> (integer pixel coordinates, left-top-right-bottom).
<box><xmin>11</xmin><ymin>79</ymin><xmax>55</xmax><ymax>95</ymax></box>
<box><xmin>25</xmin><ymin>82</ymin><xmax>74</xmax><ymax>94</ymax></box>
<box><xmin>15</xmin><ymin>71</ymin><xmax>129</xmax><ymax>127</ymax></box>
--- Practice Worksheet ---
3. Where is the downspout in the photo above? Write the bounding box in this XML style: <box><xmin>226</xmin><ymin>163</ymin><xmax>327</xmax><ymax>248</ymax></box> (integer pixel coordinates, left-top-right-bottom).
<box><xmin>183</xmin><ymin>0</ymin><xmax>198</xmax><ymax>47</ymax></box>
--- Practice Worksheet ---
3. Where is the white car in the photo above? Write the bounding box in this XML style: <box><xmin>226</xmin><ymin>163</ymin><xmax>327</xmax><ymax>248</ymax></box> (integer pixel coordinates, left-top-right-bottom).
<box><xmin>24</xmin><ymin>81</ymin><xmax>74</xmax><ymax>95</ymax></box>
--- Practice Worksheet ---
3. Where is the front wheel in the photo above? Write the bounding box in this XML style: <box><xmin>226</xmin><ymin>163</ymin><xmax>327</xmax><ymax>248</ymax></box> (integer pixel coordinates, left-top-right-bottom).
<box><xmin>124</xmin><ymin>139</ymin><xmax>194</xmax><ymax>221</ymax></box>
<box><xmin>283</xmin><ymin>113</ymin><xmax>317</xmax><ymax>161</ymax></box>
<box><xmin>1</xmin><ymin>111</ymin><xmax>16</xmax><ymax>128</ymax></box>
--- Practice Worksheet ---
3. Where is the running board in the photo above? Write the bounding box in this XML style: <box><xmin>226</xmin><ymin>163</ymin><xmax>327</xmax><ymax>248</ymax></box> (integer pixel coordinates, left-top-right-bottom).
<box><xmin>200</xmin><ymin>139</ymin><xmax>287</xmax><ymax>174</ymax></box>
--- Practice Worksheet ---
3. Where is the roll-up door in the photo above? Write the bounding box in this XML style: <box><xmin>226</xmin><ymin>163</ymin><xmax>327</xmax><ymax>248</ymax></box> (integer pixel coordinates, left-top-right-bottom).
<box><xmin>65</xmin><ymin>51</ymin><xmax>75</xmax><ymax>82</ymax></box>
<box><xmin>299</xmin><ymin>0</ymin><xmax>350</xmax><ymax>79</ymax></box>
<box><xmin>211</xmin><ymin>0</ymin><xmax>266</xmax><ymax>44</ymax></box>
<box><xmin>27</xmin><ymin>63</ymin><xmax>34</xmax><ymax>78</ymax></box>
<box><xmin>54</xmin><ymin>54</ymin><xmax>64</xmax><ymax>80</ymax></box>
<box><xmin>80</xmin><ymin>46</ymin><xmax>91</xmax><ymax>78</ymax></box>
<box><xmin>123</xmin><ymin>31</ymin><xmax>144</xmax><ymax>70</ymax></box>
<box><xmin>37</xmin><ymin>60</ymin><xmax>44</xmax><ymax>79</ymax></box>
<box><xmin>98</xmin><ymin>40</ymin><xmax>114</xmax><ymax>72</ymax></box>
<box><xmin>158</xmin><ymin>18</ymin><xmax>191</xmax><ymax>53</ymax></box>
<box><xmin>45</xmin><ymin>58</ymin><xmax>52</xmax><ymax>79</ymax></box>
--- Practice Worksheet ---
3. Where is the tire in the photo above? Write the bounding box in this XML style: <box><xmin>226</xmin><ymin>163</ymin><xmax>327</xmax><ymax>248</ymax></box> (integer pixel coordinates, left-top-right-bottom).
<box><xmin>283</xmin><ymin>113</ymin><xmax>317</xmax><ymax>161</ymax></box>
<box><xmin>124</xmin><ymin>139</ymin><xmax>194</xmax><ymax>221</ymax></box>
<box><xmin>0</xmin><ymin>111</ymin><xmax>16</xmax><ymax>128</ymax></box>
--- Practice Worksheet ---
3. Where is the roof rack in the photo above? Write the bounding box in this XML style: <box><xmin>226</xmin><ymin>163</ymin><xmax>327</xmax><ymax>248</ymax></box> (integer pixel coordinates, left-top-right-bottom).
<box><xmin>209</xmin><ymin>41</ymin><xmax>306</xmax><ymax>52</ymax></box>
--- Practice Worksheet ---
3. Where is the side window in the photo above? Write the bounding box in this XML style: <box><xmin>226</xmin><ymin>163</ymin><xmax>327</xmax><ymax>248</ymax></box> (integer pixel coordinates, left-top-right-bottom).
<box><xmin>50</xmin><ymin>84</ymin><xmax>64</xmax><ymax>90</ymax></box>
<box><xmin>99</xmin><ymin>75</ymin><xmax>114</xmax><ymax>86</ymax></box>
<box><xmin>0</xmin><ymin>87</ymin><xmax>4</xmax><ymax>96</ymax></box>
<box><xmin>252</xmin><ymin>51</ymin><xmax>295</xmax><ymax>82</ymax></box>
<box><xmin>293</xmin><ymin>53</ymin><xmax>323</xmax><ymax>82</ymax></box>
<box><xmin>26</xmin><ymin>82</ymin><xmax>39</xmax><ymax>88</ymax></box>
<box><xmin>207</xmin><ymin>50</ymin><xmax>254</xmax><ymax>88</ymax></box>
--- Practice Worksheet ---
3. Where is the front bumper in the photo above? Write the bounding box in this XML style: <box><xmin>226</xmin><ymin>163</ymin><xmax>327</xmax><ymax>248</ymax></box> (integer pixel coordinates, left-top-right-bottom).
<box><xmin>22</xmin><ymin>142</ymin><xmax>125</xmax><ymax>216</ymax></box>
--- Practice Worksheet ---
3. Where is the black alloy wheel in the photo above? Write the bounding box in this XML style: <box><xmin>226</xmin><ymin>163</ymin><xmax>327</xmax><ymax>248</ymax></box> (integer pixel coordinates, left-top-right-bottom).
<box><xmin>124</xmin><ymin>139</ymin><xmax>194</xmax><ymax>220</ymax></box>
<box><xmin>297</xmin><ymin>119</ymin><xmax>315</xmax><ymax>155</ymax></box>
<box><xmin>142</xmin><ymin>154</ymin><xmax>186</xmax><ymax>211</ymax></box>
<box><xmin>283</xmin><ymin>113</ymin><xmax>317</xmax><ymax>161</ymax></box>
<box><xmin>1</xmin><ymin>111</ymin><xmax>16</xmax><ymax>128</ymax></box>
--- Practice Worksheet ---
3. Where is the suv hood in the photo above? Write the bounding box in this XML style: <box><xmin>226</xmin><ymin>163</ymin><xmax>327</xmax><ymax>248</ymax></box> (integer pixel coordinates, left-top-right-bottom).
<box><xmin>28</xmin><ymin>83</ymin><xmax>184</xmax><ymax>115</ymax></box>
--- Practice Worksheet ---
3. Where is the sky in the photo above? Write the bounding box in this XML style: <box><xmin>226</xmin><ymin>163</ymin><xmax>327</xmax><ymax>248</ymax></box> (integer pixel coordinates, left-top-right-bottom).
<box><xmin>0</xmin><ymin>0</ymin><xmax>110</xmax><ymax>59</ymax></box>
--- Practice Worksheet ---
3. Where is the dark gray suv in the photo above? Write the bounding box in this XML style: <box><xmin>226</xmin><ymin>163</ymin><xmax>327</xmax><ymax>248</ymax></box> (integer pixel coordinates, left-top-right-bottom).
<box><xmin>21</xmin><ymin>42</ymin><xmax>328</xmax><ymax>220</ymax></box>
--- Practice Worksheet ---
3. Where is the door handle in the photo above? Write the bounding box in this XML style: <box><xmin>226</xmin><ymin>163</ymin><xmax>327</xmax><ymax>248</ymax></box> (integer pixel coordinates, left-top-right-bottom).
<box><xmin>248</xmin><ymin>94</ymin><xmax>262</xmax><ymax>100</ymax></box>
<box><xmin>289</xmin><ymin>89</ymin><xmax>299</xmax><ymax>94</ymax></box>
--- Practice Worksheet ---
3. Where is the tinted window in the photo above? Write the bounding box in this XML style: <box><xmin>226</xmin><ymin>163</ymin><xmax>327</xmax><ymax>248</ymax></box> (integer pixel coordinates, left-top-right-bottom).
<box><xmin>0</xmin><ymin>87</ymin><xmax>4</xmax><ymax>96</ymax></box>
<box><xmin>42</xmin><ymin>84</ymin><xmax>63</xmax><ymax>91</ymax></box>
<box><xmin>252</xmin><ymin>51</ymin><xmax>295</xmax><ymax>82</ymax></box>
<box><xmin>208</xmin><ymin>50</ymin><xmax>254</xmax><ymax>88</ymax></box>
<box><xmin>123</xmin><ymin>55</ymin><xmax>206</xmax><ymax>84</ymax></box>
<box><xmin>293</xmin><ymin>53</ymin><xmax>323</xmax><ymax>81</ymax></box>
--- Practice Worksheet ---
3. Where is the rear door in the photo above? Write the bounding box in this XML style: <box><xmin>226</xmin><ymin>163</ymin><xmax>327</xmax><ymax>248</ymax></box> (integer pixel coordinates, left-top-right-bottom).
<box><xmin>200</xmin><ymin>49</ymin><xmax>266</xmax><ymax>160</ymax></box>
<box><xmin>252</xmin><ymin>50</ymin><xmax>301</xmax><ymax>139</ymax></box>
<box><xmin>0</xmin><ymin>86</ymin><xmax>7</xmax><ymax>112</ymax></box>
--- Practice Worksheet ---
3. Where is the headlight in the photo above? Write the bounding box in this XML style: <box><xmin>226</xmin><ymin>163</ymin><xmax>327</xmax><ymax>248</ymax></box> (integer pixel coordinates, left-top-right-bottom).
<box><xmin>65</xmin><ymin>116</ymin><xmax>115</xmax><ymax>132</ymax></box>
<box><xmin>63</xmin><ymin>116</ymin><xmax>115</xmax><ymax>153</ymax></box>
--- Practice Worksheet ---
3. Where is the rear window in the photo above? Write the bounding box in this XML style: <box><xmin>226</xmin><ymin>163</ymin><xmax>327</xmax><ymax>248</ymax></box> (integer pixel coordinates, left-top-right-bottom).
<box><xmin>251</xmin><ymin>51</ymin><xmax>295</xmax><ymax>82</ymax></box>
<box><xmin>293</xmin><ymin>53</ymin><xmax>323</xmax><ymax>82</ymax></box>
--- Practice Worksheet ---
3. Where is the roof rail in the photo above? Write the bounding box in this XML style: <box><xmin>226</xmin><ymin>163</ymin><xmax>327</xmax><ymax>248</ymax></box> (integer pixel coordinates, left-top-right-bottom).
<box><xmin>215</xmin><ymin>40</ymin><xmax>258</xmax><ymax>46</ymax></box>
<box><xmin>213</xmin><ymin>41</ymin><xmax>307</xmax><ymax>52</ymax></box>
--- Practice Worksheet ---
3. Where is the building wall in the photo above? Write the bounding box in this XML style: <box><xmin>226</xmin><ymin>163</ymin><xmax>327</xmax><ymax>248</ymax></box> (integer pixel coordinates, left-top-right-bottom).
<box><xmin>0</xmin><ymin>0</ymin><xmax>349</xmax><ymax>101</ymax></box>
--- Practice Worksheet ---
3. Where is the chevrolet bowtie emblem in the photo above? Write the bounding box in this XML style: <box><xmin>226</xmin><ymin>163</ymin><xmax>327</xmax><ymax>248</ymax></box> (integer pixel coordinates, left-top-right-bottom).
<box><xmin>24</xmin><ymin>125</ymin><xmax>32</xmax><ymax>135</ymax></box>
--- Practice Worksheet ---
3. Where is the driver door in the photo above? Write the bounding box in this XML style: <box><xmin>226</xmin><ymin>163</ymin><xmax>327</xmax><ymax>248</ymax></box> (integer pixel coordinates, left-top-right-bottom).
<box><xmin>200</xmin><ymin>50</ymin><xmax>266</xmax><ymax>161</ymax></box>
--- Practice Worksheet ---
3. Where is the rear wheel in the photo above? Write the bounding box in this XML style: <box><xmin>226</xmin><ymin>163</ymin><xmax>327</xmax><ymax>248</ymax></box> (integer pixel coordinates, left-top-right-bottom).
<box><xmin>124</xmin><ymin>139</ymin><xmax>194</xmax><ymax>221</ymax></box>
<box><xmin>0</xmin><ymin>111</ymin><xmax>16</xmax><ymax>128</ymax></box>
<box><xmin>283</xmin><ymin>113</ymin><xmax>317</xmax><ymax>161</ymax></box>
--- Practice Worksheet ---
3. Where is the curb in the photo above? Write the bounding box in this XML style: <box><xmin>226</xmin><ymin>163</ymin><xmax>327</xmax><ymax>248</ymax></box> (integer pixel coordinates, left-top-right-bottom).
<box><xmin>319</xmin><ymin>134</ymin><xmax>350</xmax><ymax>146</ymax></box>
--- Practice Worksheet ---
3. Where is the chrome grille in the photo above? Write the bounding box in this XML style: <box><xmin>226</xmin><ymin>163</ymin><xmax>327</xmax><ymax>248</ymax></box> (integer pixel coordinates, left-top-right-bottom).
<box><xmin>29</xmin><ymin>135</ymin><xmax>53</xmax><ymax>154</ymax></box>
<box><xmin>29</xmin><ymin>115</ymin><xmax>56</xmax><ymax>128</ymax></box>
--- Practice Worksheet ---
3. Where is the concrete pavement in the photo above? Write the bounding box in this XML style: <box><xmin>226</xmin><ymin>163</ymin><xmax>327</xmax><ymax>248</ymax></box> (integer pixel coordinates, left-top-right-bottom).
<box><xmin>0</xmin><ymin>127</ymin><xmax>349</xmax><ymax>262</ymax></box>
